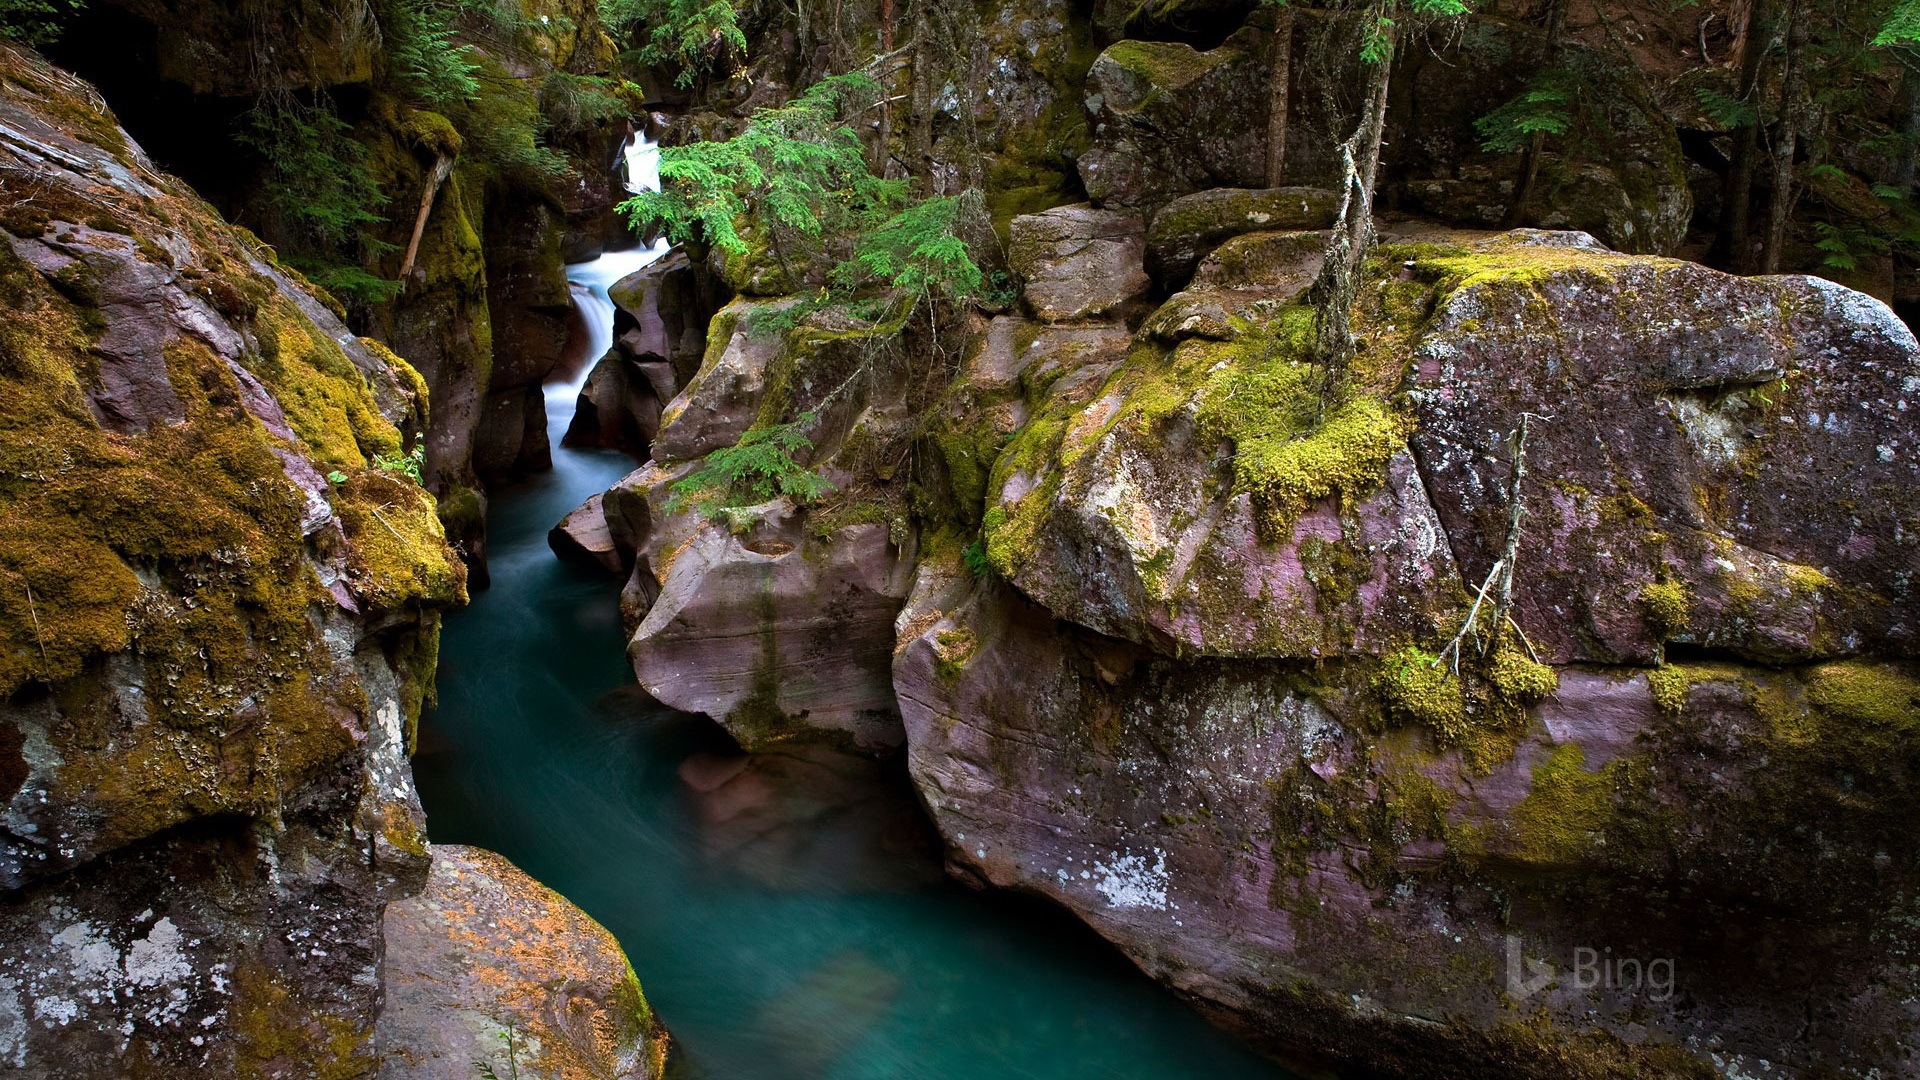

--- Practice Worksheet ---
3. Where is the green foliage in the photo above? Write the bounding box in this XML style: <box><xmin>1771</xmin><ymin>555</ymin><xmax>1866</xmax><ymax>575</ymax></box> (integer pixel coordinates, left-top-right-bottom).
<box><xmin>541</xmin><ymin>71</ymin><xmax>636</xmax><ymax>136</ymax></box>
<box><xmin>962</xmin><ymin>539</ymin><xmax>992</xmax><ymax>579</ymax></box>
<box><xmin>1877</xmin><ymin>0</ymin><xmax>1920</xmax><ymax>46</ymax></box>
<box><xmin>603</xmin><ymin>0</ymin><xmax>747</xmax><ymax>88</ymax></box>
<box><xmin>373</xmin><ymin>445</ymin><xmax>427</xmax><ymax>484</ymax></box>
<box><xmin>1359</xmin><ymin>0</ymin><xmax>1469</xmax><ymax>63</ymax></box>
<box><xmin>1476</xmin><ymin>69</ymin><xmax>1576</xmax><ymax>154</ymax></box>
<box><xmin>1814</xmin><ymin>220</ymin><xmax>1893</xmax><ymax>271</ymax></box>
<box><xmin>621</xmin><ymin>73</ymin><xmax>886</xmax><ymax>262</ymax></box>
<box><xmin>665</xmin><ymin>414</ymin><xmax>835</xmax><ymax>519</ymax></box>
<box><xmin>836</xmin><ymin>193</ymin><xmax>987</xmax><ymax>302</ymax></box>
<box><xmin>383</xmin><ymin>0</ymin><xmax>482</xmax><ymax>109</ymax></box>
<box><xmin>238</xmin><ymin>94</ymin><xmax>397</xmax><ymax>304</ymax></box>
<box><xmin>0</xmin><ymin>0</ymin><xmax>81</xmax><ymax>44</ymax></box>
<box><xmin>1694</xmin><ymin>86</ymin><xmax>1760</xmax><ymax>129</ymax></box>
<box><xmin>295</xmin><ymin>263</ymin><xmax>403</xmax><ymax>305</ymax></box>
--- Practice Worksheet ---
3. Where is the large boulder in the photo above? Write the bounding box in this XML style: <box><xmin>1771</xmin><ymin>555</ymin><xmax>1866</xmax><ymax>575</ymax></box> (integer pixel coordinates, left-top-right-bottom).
<box><xmin>1144</xmin><ymin>186</ymin><xmax>1338</xmax><ymax>289</ymax></box>
<box><xmin>0</xmin><ymin>42</ymin><xmax>657</xmax><ymax>1079</ymax></box>
<box><xmin>1007</xmin><ymin>204</ymin><xmax>1152</xmax><ymax>322</ymax></box>
<box><xmin>1077</xmin><ymin>32</ymin><xmax>1269</xmax><ymax>213</ymax></box>
<box><xmin>377</xmin><ymin>845</ymin><xmax>668</xmax><ymax>1080</ymax></box>
<box><xmin>896</xmin><ymin>562</ymin><xmax>1920</xmax><ymax>1078</ymax></box>
<box><xmin>0</xmin><ymin>43</ymin><xmax>458</xmax><ymax>1075</ymax></box>
<box><xmin>627</xmin><ymin>500</ymin><xmax>914</xmax><ymax>753</ymax></box>
<box><xmin>1407</xmin><ymin>231</ymin><xmax>1920</xmax><ymax>664</ymax></box>
<box><xmin>904</xmin><ymin>231</ymin><xmax>1920</xmax><ymax>1077</ymax></box>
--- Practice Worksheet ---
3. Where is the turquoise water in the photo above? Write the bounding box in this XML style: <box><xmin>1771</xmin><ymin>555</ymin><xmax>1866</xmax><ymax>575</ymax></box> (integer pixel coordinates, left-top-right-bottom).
<box><xmin>416</xmin><ymin>293</ymin><xmax>1298</xmax><ymax>1080</ymax></box>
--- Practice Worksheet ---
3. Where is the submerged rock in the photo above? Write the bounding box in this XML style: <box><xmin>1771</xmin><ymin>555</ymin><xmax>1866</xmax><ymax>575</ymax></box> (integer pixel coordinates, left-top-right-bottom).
<box><xmin>377</xmin><ymin>845</ymin><xmax>668</xmax><ymax>1080</ymax></box>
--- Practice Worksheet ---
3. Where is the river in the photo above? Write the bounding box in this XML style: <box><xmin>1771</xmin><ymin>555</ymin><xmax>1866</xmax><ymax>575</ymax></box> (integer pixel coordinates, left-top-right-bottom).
<box><xmin>414</xmin><ymin>135</ymin><xmax>1297</xmax><ymax>1080</ymax></box>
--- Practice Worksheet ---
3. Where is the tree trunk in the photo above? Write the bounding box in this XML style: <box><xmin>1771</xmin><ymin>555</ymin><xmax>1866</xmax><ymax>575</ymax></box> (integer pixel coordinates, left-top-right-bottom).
<box><xmin>1265</xmin><ymin>5</ymin><xmax>1294</xmax><ymax>187</ymax></box>
<box><xmin>907</xmin><ymin>0</ymin><xmax>935</xmax><ymax>194</ymax></box>
<box><xmin>1718</xmin><ymin>0</ymin><xmax>1782</xmax><ymax>271</ymax></box>
<box><xmin>1760</xmin><ymin>0</ymin><xmax>1807</xmax><ymax>274</ymax></box>
<box><xmin>1504</xmin><ymin>0</ymin><xmax>1567</xmax><ymax>228</ymax></box>
<box><xmin>1311</xmin><ymin>13</ymin><xmax>1395</xmax><ymax>399</ymax></box>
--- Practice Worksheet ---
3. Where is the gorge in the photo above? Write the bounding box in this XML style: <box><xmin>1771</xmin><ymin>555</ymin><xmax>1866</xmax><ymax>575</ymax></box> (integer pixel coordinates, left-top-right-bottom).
<box><xmin>2</xmin><ymin>0</ymin><xmax>1919</xmax><ymax>1078</ymax></box>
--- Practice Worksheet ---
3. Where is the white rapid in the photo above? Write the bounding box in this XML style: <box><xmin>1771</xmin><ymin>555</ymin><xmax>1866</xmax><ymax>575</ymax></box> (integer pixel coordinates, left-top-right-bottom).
<box><xmin>551</xmin><ymin>131</ymin><xmax>672</xmax><ymax>434</ymax></box>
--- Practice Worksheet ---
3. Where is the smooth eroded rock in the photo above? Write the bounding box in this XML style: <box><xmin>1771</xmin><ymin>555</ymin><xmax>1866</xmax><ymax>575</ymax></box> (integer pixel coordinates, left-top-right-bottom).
<box><xmin>377</xmin><ymin>845</ymin><xmax>667</xmax><ymax>1080</ymax></box>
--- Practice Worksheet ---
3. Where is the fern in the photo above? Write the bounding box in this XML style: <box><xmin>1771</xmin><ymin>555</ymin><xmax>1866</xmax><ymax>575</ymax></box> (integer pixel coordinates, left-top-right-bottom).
<box><xmin>664</xmin><ymin>415</ymin><xmax>834</xmax><ymax>518</ymax></box>
<box><xmin>1695</xmin><ymin>86</ymin><xmax>1759</xmax><ymax>129</ymax></box>
<box><xmin>238</xmin><ymin>94</ymin><xmax>388</xmax><ymax>252</ymax></box>
<box><xmin>383</xmin><ymin>0</ymin><xmax>482</xmax><ymax>109</ymax></box>
<box><xmin>1813</xmin><ymin>221</ymin><xmax>1894</xmax><ymax>272</ymax></box>
<box><xmin>540</xmin><ymin>72</ymin><xmax>635</xmax><ymax>136</ymax></box>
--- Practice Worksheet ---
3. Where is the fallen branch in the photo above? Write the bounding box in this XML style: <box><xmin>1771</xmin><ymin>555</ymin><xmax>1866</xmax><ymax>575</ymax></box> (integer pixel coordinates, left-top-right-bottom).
<box><xmin>1436</xmin><ymin>413</ymin><xmax>1550</xmax><ymax>672</ymax></box>
<box><xmin>399</xmin><ymin>152</ymin><xmax>456</xmax><ymax>283</ymax></box>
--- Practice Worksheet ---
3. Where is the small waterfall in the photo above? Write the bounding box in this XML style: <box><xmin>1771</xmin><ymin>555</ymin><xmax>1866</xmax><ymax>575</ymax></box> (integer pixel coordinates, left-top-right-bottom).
<box><xmin>551</xmin><ymin>131</ymin><xmax>673</xmax><ymax>437</ymax></box>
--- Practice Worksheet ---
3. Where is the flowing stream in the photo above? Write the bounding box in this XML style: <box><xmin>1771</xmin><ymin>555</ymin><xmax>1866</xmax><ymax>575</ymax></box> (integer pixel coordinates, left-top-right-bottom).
<box><xmin>415</xmin><ymin>134</ymin><xmax>1297</xmax><ymax>1080</ymax></box>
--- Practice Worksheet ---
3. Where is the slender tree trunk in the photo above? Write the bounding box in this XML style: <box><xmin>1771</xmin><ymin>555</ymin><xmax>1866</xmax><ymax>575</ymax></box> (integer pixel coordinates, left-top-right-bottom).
<box><xmin>1504</xmin><ymin>0</ymin><xmax>1567</xmax><ymax>228</ymax></box>
<box><xmin>1760</xmin><ymin>0</ymin><xmax>1807</xmax><ymax>274</ymax></box>
<box><xmin>1895</xmin><ymin>58</ymin><xmax>1920</xmax><ymax>195</ymax></box>
<box><xmin>1312</xmin><ymin>13</ymin><xmax>1395</xmax><ymax>399</ymax></box>
<box><xmin>1265</xmin><ymin>5</ymin><xmax>1295</xmax><ymax>187</ymax></box>
<box><xmin>906</xmin><ymin>0</ymin><xmax>936</xmax><ymax>194</ymax></box>
<box><xmin>1718</xmin><ymin>0</ymin><xmax>1782</xmax><ymax>271</ymax></box>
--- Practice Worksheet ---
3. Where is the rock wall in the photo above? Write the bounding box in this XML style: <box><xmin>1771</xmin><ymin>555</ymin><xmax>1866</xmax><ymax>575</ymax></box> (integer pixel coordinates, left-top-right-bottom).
<box><xmin>53</xmin><ymin>0</ymin><xmax>635</xmax><ymax>584</ymax></box>
<box><xmin>0</xmin><ymin>42</ymin><xmax>661</xmax><ymax>1077</ymax></box>
<box><xmin>569</xmin><ymin>204</ymin><xmax>1920</xmax><ymax>1074</ymax></box>
<box><xmin>896</xmin><ymin>229</ymin><xmax>1920</xmax><ymax>1077</ymax></box>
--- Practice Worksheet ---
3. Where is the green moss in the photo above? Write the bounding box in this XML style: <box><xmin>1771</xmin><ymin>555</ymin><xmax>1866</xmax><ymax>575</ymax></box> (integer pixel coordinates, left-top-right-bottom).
<box><xmin>1099</xmin><ymin>39</ymin><xmax>1233</xmax><ymax>92</ymax></box>
<box><xmin>1511</xmin><ymin>743</ymin><xmax>1618</xmax><ymax>866</ymax></box>
<box><xmin>1636</xmin><ymin>579</ymin><xmax>1692</xmax><ymax>639</ymax></box>
<box><xmin>1489</xmin><ymin>649</ymin><xmax>1558</xmax><ymax>704</ymax></box>
<box><xmin>1646</xmin><ymin>665</ymin><xmax>1690</xmax><ymax>715</ymax></box>
<box><xmin>333</xmin><ymin>471</ymin><xmax>469</xmax><ymax>612</ymax></box>
<box><xmin>1231</xmin><ymin>397</ymin><xmax>1409</xmax><ymax>535</ymax></box>
<box><xmin>250</xmin><ymin>298</ymin><xmax>406</xmax><ymax>468</ymax></box>
<box><xmin>1378</xmin><ymin>648</ymin><xmax>1470</xmax><ymax>741</ymax></box>
<box><xmin>230</xmin><ymin>962</ymin><xmax>373</xmax><ymax>1080</ymax></box>
<box><xmin>932</xmin><ymin>626</ymin><xmax>978</xmax><ymax>683</ymax></box>
<box><xmin>1804</xmin><ymin>661</ymin><xmax>1920</xmax><ymax>730</ymax></box>
<box><xmin>1409</xmin><ymin>238</ymin><xmax>1635</xmax><ymax>295</ymax></box>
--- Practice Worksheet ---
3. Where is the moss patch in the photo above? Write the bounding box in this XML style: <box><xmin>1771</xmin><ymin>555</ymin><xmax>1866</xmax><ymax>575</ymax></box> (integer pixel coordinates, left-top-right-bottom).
<box><xmin>1511</xmin><ymin>743</ymin><xmax>1619</xmax><ymax>866</ymax></box>
<box><xmin>1804</xmin><ymin>661</ymin><xmax>1920</xmax><ymax>730</ymax></box>
<box><xmin>1646</xmin><ymin>665</ymin><xmax>1689</xmax><ymax>715</ymax></box>
<box><xmin>1636</xmin><ymin>579</ymin><xmax>1692</xmax><ymax>640</ymax></box>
